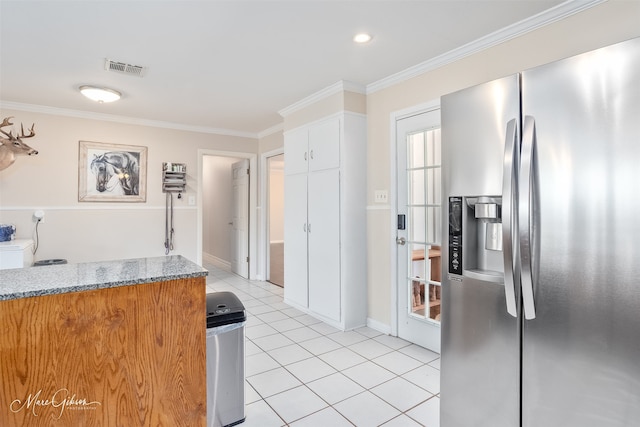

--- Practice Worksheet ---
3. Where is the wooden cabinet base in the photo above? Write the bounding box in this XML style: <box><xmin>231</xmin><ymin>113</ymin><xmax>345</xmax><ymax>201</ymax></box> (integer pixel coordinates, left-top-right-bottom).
<box><xmin>0</xmin><ymin>278</ymin><xmax>206</xmax><ymax>426</ymax></box>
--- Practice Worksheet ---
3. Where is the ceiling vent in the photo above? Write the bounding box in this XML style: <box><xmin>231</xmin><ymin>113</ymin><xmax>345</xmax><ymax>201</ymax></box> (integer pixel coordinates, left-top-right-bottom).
<box><xmin>104</xmin><ymin>59</ymin><xmax>146</xmax><ymax>77</ymax></box>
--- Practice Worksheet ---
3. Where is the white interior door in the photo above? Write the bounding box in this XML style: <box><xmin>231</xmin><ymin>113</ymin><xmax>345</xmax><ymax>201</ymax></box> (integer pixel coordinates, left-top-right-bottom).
<box><xmin>231</xmin><ymin>159</ymin><xmax>249</xmax><ymax>278</ymax></box>
<box><xmin>396</xmin><ymin>109</ymin><xmax>442</xmax><ymax>352</ymax></box>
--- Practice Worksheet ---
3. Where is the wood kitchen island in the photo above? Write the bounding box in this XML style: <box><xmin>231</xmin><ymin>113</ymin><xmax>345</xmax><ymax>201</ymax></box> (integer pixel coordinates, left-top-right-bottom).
<box><xmin>0</xmin><ymin>255</ymin><xmax>208</xmax><ymax>426</ymax></box>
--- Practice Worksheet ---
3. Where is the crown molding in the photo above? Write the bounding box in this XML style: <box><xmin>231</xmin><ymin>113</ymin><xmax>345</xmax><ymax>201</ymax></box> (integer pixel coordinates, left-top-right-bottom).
<box><xmin>282</xmin><ymin>110</ymin><xmax>365</xmax><ymax>136</ymax></box>
<box><xmin>257</xmin><ymin>122</ymin><xmax>284</xmax><ymax>139</ymax></box>
<box><xmin>278</xmin><ymin>80</ymin><xmax>366</xmax><ymax>118</ymax></box>
<box><xmin>367</xmin><ymin>0</ymin><xmax>607</xmax><ymax>94</ymax></box>
<box><xmin>0</xmin><ymin>101</ymin><xmax>259</xmax><ymax>139</ymax></box>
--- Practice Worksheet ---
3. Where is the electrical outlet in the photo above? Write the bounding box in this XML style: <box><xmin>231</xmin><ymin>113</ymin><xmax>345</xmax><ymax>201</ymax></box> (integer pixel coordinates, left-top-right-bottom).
<box><xmin>374</xmin><ymin>190</ymin><xmax>388</xmax><ymax>204</ymax></box>
<box><xmin>33</xmin><ymin>210</ymin><xmax>45</xmax><ymax>224</ymax></box>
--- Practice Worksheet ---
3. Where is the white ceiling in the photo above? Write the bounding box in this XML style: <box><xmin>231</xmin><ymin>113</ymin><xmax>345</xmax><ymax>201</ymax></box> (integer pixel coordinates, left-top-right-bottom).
<box><xmin>0</xmin><ymin>0</ymin><xmax>572</xmax><ymax>137</ymax></box>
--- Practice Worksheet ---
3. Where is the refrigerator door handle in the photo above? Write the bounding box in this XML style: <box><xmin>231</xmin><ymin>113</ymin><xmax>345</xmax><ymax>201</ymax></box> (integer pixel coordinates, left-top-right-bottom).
<box><xmin>501</xmin><ymin>118</ymin><xmax>519</xmax><ymax>318</ymax></box>
<box><xmin>519</xmin><ymin>116</ymin><xmax>538</xmax><ymax>320</ymax></box>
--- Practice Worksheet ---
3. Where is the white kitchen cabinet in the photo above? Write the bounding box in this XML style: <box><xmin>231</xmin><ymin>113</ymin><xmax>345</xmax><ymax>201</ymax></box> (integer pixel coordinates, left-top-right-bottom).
<box><xmin>308</xmin><ymin>169</ymin><xmax>340</xmax><ymax>321</ymax></box>
<box><xmin>283</xmin><ymin>113</ymin><xmax>366</xmax><ymax>330</ymax></box>
<box><xmin>308</xmin><ymin>119</ymin><xmax>340</xmax><ymax>171</ymax></box>
<box><xmin>283</xmin><ymin>173</ymin><xmax>308</xmax><ymax>306</ymax></box>
<box><xmin>284</xmin><ymin>127</ymin><xmax>309</xmax><ymax>175</ymax></box>
<box><xmin>284</xmin><ymin>118</ymin><xmax>340</xmax><ymax>175</ymax></box>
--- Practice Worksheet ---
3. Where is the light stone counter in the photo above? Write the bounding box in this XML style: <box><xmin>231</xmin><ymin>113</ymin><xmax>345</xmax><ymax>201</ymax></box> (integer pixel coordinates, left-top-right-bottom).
<box><xmin>0</xmin><ymin>255</ymin><xmax>208</xmax><ymax>301</ymax></box>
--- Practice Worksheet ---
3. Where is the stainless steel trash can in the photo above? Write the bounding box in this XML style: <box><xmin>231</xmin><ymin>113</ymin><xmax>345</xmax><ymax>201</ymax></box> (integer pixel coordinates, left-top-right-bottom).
<box><xmin>206</xmin><ymin>291</ymin><xmax>246</xmax><ymax>427</ymax></box>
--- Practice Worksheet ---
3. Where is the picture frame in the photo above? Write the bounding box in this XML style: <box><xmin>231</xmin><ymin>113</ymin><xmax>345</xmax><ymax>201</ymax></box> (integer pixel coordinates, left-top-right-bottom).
<box><xmin>78</xmin><ymin>141</ymin><xmax>147</xmax><ymax>202</ymax></box>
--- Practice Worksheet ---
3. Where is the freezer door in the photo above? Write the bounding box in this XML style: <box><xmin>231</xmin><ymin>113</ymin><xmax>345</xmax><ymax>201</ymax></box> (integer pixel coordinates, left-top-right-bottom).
<box><xmin>440</xmin><ymin>75</ymin><xmax>520</xmax><ymax>427</ymax></box>
<box><xmin>521</xmin><ymin>37</ymin><xmax>640</xmax><ymax>427</ymax></box>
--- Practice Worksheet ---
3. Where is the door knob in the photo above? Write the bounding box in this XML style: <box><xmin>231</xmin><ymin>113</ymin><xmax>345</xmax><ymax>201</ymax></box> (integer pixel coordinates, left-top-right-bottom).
<box><xmin>396</xmin><ymin>237</ymin><xmax>406</xmax><ymax>245</ymax></box>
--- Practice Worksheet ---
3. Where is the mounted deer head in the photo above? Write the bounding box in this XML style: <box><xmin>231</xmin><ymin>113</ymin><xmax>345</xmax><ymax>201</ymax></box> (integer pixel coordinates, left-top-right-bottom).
<box><xmin>0</xmin><ymin>116</ymin><xmax>38</xmax><ymax>171</ymax></box>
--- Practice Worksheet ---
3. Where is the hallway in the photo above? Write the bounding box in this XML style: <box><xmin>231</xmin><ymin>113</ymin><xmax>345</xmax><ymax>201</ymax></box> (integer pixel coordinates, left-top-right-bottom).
<box><xmin>205</xmin><ymin>262</ymin><xmax>440</xmax><ymax>426</ymax></box>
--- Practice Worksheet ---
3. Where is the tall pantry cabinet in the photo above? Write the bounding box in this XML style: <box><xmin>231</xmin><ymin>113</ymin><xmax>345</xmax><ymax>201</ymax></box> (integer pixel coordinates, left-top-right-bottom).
<box><xmin>283</xmin><ymin>113</ymin><xmax>367</xmax><ymax>330</ymax></box>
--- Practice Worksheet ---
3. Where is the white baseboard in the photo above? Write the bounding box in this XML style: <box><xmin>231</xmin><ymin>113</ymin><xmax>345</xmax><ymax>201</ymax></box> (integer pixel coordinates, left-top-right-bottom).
<box><xmin>202</xmin><ymin>253</ymin><xmax>231</xmax><ymax>270</ymax></box>
<box><xmin>366</xmin><ymin>317</ymin><xmax>392</xmax><ymax>335</ymax></box>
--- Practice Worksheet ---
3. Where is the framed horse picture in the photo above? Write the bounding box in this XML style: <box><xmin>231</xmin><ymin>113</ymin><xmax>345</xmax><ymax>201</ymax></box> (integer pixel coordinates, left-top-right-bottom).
<box><xmin>78</xmin><ymin>141</ymin><xmax>148</xmax><ymax>202</ymax></box>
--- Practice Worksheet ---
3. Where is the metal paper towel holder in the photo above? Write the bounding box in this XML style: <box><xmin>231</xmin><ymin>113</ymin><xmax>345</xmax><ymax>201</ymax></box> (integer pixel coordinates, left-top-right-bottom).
<box><xmin>162</xmin><ymin>162</ymin><xmax>187</xmax><ymax>196</ymax></box>
<box><xmin>162</xmin><ymin>162</ymin><xmax>186</xmax><ymax>255</ymax></box>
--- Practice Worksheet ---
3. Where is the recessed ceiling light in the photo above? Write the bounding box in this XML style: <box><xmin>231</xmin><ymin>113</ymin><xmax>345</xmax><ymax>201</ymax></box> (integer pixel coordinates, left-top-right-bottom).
<box><xmin>353</xmin><ymin>33</ymin><xmax>373</xmax><ymax>44</ymax></box>
<box><xmin>79</xmin><ymin>85</ymin><xmax>122</xmax><ymax>103</ymax></box>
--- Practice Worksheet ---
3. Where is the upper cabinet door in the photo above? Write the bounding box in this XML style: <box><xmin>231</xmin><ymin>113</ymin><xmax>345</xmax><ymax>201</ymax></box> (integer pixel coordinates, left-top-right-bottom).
<box><xmin>285</xmin><ymin>127</ymin><xmax>309</xmax><ymax>175</ymax></box>
<box><xmin>309</xmin><ymin>118</ymin><xmax>340</xmax><ymax>172</ymax></box>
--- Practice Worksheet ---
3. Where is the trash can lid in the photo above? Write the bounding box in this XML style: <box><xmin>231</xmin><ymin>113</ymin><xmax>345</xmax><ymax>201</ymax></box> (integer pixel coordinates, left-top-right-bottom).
<box><xmin>206</xmin><ymin>291</ymin><xmax>246</xmax><ymax>328</ymax></box>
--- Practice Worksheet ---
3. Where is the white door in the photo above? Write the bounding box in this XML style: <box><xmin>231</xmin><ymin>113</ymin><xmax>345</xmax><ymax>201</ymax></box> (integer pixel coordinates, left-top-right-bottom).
<box><xmin>308</xmin><ymin>119</ymin><xmax>340</xmax><ymax>172</ymax></box>
<box><xmin>308</xmin><ymin>168</ymin><xmax>340</xmax><ymax>322</ymax></box>
<box><xmin>231</xmin><ymin>159</ymin><xmax>249</xmax><ymax>278</ymax></box>
<box><xmin>396</xmin><ymin>109</ymin><xmax>442</xmax><ymax>352</ymax></box>
<box><xmin>284</xmin><ymin>127</ymin><xmax>308</xmax><ymax>175</ymax></box>
<box><xmin>284</xmin><ymin>173</ymin><xmax>308</xmax><ymax>307</ymax></box>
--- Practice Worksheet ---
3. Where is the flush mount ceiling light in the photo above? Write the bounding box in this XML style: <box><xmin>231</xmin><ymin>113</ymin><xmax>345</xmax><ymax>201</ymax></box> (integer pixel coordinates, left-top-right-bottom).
<box><xmin>79</xmin><ymin>85</ymin><xmax>122</xmax><ymax>103</ymax></box>
<box><xmin>353</xmin><ymin>33</ymin><xmax>373</xmax><ymax>44</ymax></box>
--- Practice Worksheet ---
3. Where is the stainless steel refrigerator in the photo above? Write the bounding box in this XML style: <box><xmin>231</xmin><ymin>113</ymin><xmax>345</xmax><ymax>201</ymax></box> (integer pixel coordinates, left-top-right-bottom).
<box><xmin>440</xmin><ymin>37</ymin><xmax>640</xmax><ymax>427</ymax></box>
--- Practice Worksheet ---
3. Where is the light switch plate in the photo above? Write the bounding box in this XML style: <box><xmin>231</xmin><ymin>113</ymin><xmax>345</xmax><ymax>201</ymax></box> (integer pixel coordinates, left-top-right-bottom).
<box><xmin>374</xmin><ymin>190</ymin><xmax>388</xmax><ymax>203</ymax></box>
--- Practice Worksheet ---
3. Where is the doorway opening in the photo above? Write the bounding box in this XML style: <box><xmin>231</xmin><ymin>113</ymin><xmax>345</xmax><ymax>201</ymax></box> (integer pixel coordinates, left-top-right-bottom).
<box><xmin>267</xmin><ymin>154</ymin><xmax>285</xmax><ymax>287</ymax></box>
<box><xmin>202</xmin><ymin>155</ymin><xmax>249</xmax><ymax>278</ymax></box>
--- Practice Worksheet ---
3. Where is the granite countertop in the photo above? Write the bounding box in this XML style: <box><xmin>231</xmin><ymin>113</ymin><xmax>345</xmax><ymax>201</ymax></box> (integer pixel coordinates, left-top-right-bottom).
<box><xmin>0</xmin><ymin>255</ymin><xmax>208</xmax><ymax>301</ymax></box>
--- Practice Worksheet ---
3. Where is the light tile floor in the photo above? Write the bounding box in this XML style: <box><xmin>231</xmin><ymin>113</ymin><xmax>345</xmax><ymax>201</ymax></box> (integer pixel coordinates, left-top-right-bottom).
<box><xmin>205</xmin><ymin>262</ymin><xmax>440</xmax><ymax>427</ymax></box>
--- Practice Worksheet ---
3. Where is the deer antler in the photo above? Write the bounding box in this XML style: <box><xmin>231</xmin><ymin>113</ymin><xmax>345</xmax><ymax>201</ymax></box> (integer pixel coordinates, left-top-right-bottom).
<box><xmin>20</xmin><ymin>123</ymin><xmax>35</xmax><ymax>138</ymax></box>
<box><xmin>0</xmin><ymin>116</ymin><xmax>14</xmax><ymax>138</ymax></box>
<box><xmin>0</xmin><ymin>116</ymin><xmax>38</xmax><ymax>170</ymax></box>
<box><xmin>0</xmin><ymin>117</ymin><xmax>35</xmax><ymax>139</ymax></box>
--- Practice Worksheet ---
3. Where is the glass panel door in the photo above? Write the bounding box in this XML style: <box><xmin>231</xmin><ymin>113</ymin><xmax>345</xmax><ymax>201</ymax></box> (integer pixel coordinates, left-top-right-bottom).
<box><xmin>396</xmin><ymin>108</ymin><xmax>442</xmax><ymax>351</ymax></box>
<box><xmin>406</xmin><ymin>129</ymin><xmax>442</xmax><ymax>322</ymax></box>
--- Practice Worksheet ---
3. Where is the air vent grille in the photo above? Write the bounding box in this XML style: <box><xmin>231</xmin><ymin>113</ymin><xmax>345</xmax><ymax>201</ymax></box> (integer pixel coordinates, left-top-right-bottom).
<box><xmin>104</xmin><ymin>59</ymin><xmax>146</xmax><ymax>77</ymax></box>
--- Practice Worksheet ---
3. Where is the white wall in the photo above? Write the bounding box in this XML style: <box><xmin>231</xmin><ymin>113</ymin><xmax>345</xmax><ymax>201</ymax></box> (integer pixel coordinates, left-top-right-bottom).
<box><xmin>0</xmin><ymin>108</ymin><xmax>257</xmax><ymax>264</ymax></box>
<box><xmin>202</xmin><ymin>155</ymin><xmax>242</xmax><ymax>264</ymax></box>
<box><xmin>258</xmin><ymin>129</ymin><xmax>284</xmax><ymax>154</ymax></box>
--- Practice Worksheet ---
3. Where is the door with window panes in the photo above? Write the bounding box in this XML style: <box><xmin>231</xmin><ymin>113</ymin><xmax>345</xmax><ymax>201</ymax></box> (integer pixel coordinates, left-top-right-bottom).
<box><xmin>396</xmin><ymin>109</ymin><xmax>442</xmax><ymax>352</ymax></box>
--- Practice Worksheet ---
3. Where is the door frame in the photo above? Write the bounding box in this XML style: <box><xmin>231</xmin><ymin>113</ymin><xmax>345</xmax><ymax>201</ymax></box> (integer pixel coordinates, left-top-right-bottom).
<box><xmin>389</xmin><ymin>99</ymin><xmax>441</xmax><ymax>339</ymax></box>
<box><xmin>259</xmin><ymin>147</ymin><xmax>284</xmax><ymax>283</ymax></box>
<box><xmin>197</xmin><ymin>149</ymin><xmax>258</xmax><ymax>279</ymax></box>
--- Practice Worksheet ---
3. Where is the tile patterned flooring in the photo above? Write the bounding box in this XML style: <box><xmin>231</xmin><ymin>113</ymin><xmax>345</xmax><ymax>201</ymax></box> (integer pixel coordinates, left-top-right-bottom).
<box><xmin>205</xmin><ymin>263</ymin><xmax>441</xmax><ymax>427</ymax></box>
